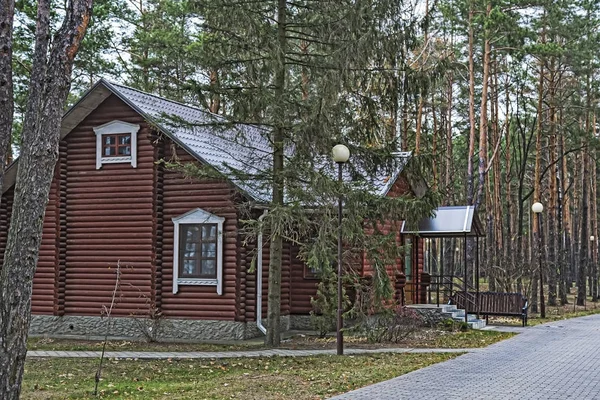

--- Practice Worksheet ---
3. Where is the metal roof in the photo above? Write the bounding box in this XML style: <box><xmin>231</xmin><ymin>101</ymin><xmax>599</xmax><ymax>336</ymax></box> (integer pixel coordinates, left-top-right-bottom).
<box><xmin>104</xmin><ymin>80</ymin><xmax>273</xmax><ymax>202</ymax></box>
<box><xmin>2</xmin><ymin>80</ymin><xmax>413</xmax><ymax>201</ymax></box>
<box><xmin>103</xmin><ymin>81</ymin><xmax>411</xmax><ymax>202</ymax></box>
<box><xmin>400</xmin><ymin>206</ymin><xmax>484</xmax><ymax>237</ymax></box>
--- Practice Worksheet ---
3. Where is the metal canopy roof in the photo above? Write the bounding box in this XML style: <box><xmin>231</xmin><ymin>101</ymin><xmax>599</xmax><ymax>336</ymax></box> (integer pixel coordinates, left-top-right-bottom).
<box><xmin>401</xmin><ymin>206</ymin><xmax>484</xmax><ymax>238</ymax></box>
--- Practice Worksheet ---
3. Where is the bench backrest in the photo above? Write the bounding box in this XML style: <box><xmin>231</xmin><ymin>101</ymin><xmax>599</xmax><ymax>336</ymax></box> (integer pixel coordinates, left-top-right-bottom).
<box><xmin>478</xmin><ymin>292</ymin><xmax>526</xmax><ymax>315</ymax></box>
<box><xmin>452</xmin><ymin>291</ymin><xmax>526</xmax><ymax>315</ymax></box>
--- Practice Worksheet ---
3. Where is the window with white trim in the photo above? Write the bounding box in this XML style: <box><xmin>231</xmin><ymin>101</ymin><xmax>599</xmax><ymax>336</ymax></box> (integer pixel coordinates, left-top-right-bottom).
<box><xmin>172</xmin><ymin>208</ymin><xmax>225</xmax><ymax>295</ymax></box>
<box><xmin>93</xmin><ymin>120</ymin><xmax>140</xmax><ymax>169</ymax></box>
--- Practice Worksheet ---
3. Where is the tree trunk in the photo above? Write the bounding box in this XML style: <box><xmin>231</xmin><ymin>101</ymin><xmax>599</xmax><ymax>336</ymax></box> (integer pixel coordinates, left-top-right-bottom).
<box><xmin>465</xmin><ymin>2</ymin><xmax>476</xmax><ymax>205</ymax></box>
<box><xmin>431</xmin><ymin>92</ymin><xmax>438</xmax><ymax>191</ymax></box>
<box><xmin>532</xmin><ymin>42</ymin><xmax>544</xmax><ymax>311</ymax></box>
<box><xmin>591</xmin><ymin>145</ymin><xmax>598</xmax><ymax>302</ymax></box>
<box><xmin>444</xmin><ymin>71</ymin><xmax>453</xmax><ymax>205</ymax></box>
<box><xmin>0</xmin><ymin>0</ymin><xmax>14</xmax><ymax>197</ymax></box>
<box><xmin>577</xmin><ymin>150</ymin><xmax>588</xmax><ymax>306</ymax></box>
<box><xmin>503</xmin><ymin>65</ymin><xmax>514</xmax><ymax>291</ymax></box>
<box><xmin>414</xmin><ymin>93</ymin><xmax>424</xmax><ymax>154</ymax></box>
<box><xmin>474</xmin><ymin>2</ymin><xmax>491</xmax><ymax>211</ymax></box>
<box><xmin>558</xmin><ymin>115</ymin><xmax>568</xmax><ymax>304</ymax></box>
<box><xmin>266</xmin><ymin>0</ymin><xmax>287</xmax><ymax>347</ymax></box>
<box><xmin>547</xmin><ymin>58</ymin><xmax>558</xmax><ymax>306</ymax></box>
<box><xmin>0</xmin><ymin>1</ymin><xmax>92</xmax><ymax>397</ymax></box>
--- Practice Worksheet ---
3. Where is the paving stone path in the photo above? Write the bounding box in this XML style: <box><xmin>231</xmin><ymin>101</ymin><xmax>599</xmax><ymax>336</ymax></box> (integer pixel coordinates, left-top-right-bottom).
<box><xmin>26</xmin><ymin>347</ymin><xmax>472</xmax><ymax>359</ymax></box>
<box><xmin>331</xmin><ymin>314</ymin><xmax>600</xmax><ymax>399</ymax></box>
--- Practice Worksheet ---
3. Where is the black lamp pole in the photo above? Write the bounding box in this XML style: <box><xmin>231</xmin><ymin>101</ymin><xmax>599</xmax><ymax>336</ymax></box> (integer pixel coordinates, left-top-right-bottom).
<box><xmin>336</xmin><ymin>161</ymin><xmax>344</xmax><ymax>356</ymax></box>
<box><xmin>538</xmin><ymin>212</ymin><xmax>546</xmax><ymax>319</ymax></box>
<box><xmin>532</xmin><ymin>202</ymin><xmax>545</xmax><ymax>319</ymax></box>
<box><xmin>332</xmin><ymin>144</ymin><xmax>349</xmax><ymax>356</ymax></box>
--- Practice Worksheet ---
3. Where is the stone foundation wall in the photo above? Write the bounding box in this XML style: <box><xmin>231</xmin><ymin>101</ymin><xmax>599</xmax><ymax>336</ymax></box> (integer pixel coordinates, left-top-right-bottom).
<box><xmin>29</xmin><ymin>315</ymin><xmax>272</xmax><ymax>341</ymax></box>
<box><xmin>289</xmin><ymin>314</ymin><xmax>313</xmax><ymax>330</ymax></box>
<box><xmin>407</xmin><ymin>306</ymin><xmax>446</xmax><ymax>327</ymax></box>
<box><xmin>29</xmin><ymin>314</ymin><xmax>300</xmax><ymax>342</ymax></box>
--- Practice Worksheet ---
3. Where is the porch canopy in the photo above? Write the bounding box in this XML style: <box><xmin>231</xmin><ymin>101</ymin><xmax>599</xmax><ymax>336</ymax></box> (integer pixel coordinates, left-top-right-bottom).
<box><xmin>400</xmin><ymin>205</ymin><xmax>484</xmax><ymax>238</ymax></box>
<box><xmin>400</xmin><ymin>206</ymin><xmax>484</xmax><ymax>321</ymax></box>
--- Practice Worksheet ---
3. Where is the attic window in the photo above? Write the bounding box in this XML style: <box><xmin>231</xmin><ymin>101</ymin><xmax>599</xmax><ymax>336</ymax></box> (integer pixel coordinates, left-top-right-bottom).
<box><xmin>103</xmin><ymin>134</ymin><xmax>131</xmax><ymax>157</ymax></box>
<box><xmin>93</xmin><ymin>120</ymin><xmax>140</xmax><ymax>169</ymax></box>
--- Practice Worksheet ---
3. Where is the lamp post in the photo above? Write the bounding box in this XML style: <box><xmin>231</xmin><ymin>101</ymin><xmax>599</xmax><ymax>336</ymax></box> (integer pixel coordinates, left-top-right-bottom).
<box><xmin>532</xmin><ymin>202</ymin><xmax>545</xmax><ymax>318</ymax></box>
<box><xmin>332</xmin><ymin>144</ymin><xmax>349</xmax><ymax>356</ymax></box>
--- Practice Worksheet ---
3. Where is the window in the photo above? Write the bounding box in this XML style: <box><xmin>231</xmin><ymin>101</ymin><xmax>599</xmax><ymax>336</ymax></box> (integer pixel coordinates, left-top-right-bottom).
<box><xmin>93</xmin><ymin>120</ymin><xmax>140</xmax><ymax>169</ymax></box>
<box><xmin>303</xmin><ymin>264</ymin><xmax>319</xmax><ymax>279</ymax></box>
<box><xmin>103</xmin><ymin>134</ymin><xmax>132</xmax><ymax>157</ymax></box>
<box><xmin>179</xmin><ymin>224</ymin><xmax>218</xmax><ymax>279</ymax></box>
<box><xmin>404</xmin><ymin>236</ymin><xmax>413</xmax><ymax>281</ymax></box>
<box><xmin>172</xmin><ymin>208</ymin><xmax>225</xmax><ymax>295</ymax></box>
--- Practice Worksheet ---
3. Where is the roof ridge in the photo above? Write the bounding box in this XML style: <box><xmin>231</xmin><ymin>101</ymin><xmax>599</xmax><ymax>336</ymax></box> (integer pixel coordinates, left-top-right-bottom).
<box><xmin>101</xmin><ymin>78</ymin><xmax>223</xmax><ymax>121</ymax></box>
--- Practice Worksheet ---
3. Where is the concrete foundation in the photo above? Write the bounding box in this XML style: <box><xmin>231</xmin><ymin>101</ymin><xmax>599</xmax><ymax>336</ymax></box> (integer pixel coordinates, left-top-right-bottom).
<box><xmin>29</xmin><ymin>315</ymin><xmax>297</xmax><ymax>342</ymax></box>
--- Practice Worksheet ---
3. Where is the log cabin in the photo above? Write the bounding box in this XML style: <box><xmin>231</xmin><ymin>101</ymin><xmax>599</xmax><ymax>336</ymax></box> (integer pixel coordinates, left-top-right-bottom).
<box><xmin>0</xmin><ymin>80</ymin><xmax>425</xmax><ymax>341</ymax></box>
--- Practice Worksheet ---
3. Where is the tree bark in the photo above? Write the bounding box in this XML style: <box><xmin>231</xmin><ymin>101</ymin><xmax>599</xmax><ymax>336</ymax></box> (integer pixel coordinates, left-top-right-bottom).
<box><xmin>577</xmin><ymin>149</ymin><xmax>588</xmax><ymax>306</ymax></box>
<box><xmin>474</xmin><ymin>2</ymin><xmax>491</xmax><ymax>211</ymax></box>
<box><xmin>444</xmin><ymin>71</ymin><xmax>453</xmax><ymax>205</ymax></box>
<box><xmin>547</xmin><ymin>57</ymin><xmax>558</xmax><ymax>306</ymax></box>
<box><xmin>558</xmin><ymin>114</ymin><xmax>569</xmax><ymax>304</ymax></box>
<box><xmin>465</xmin><ymin>2</ymin><xmax>476</xmax><ymax>205</ymax></box>
<box><xmin>266</xmin><ymin>0</ymin><xmax>286</xmax><ymax>347</ymax></box>
<box><xmin>0</xmin><ymin>1</ymin><xmax>92</xmax><ymax>397</ymax></box>
<box><xmin>0</xmin><ymin>0</ymin><xmax>14</xmax><ymax>197</ymax></box>
<box><xmin>591</xmin><ymin>144</ymin><xmax>598</xmax><ymax>302</ymax></box>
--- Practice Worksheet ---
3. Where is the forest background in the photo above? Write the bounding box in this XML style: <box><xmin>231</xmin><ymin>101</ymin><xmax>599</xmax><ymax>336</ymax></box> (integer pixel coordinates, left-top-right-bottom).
<box><xmin>9</xmin><ymin>0</ymin><xmax>600</xmax><ymax>316</ymax></box>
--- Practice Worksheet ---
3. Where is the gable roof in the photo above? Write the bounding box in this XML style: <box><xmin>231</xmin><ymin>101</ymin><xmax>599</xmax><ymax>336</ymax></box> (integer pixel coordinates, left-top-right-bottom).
<box><xmin>2</xmin><ymin>80</ymin><xmax>412</xmax><ymax>202</ymax></box>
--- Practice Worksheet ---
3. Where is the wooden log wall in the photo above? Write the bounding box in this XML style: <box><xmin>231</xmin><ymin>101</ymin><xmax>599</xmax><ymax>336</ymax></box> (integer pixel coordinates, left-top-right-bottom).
<box><xmin>159</xmin><ymin>145</ymin><xmax>240</xmax><ymax>320</ymax></box>
<box><xmin>290</xmin><ymin>244</ymin><xmax>318</xmax><ymax>314</ymax></box>
<box><xmin>0</xmin><ymin>95</ymin><xmax>250</xmax><ymax>322</ymax></box>
<box><xmin>62</xmin><ymin>96</ymin><xmax>153</xmax><ymax>316</ymax></box>
<box><xmin>0</xmin><ymin>93</ymin><xmax>422</xmax><ymax>323</ymax></box>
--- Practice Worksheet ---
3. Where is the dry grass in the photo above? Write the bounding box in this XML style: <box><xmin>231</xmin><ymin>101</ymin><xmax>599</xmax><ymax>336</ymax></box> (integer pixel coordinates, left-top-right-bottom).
<box><xmin>28</xmin><ymin>328</ymin><xmax>514</xmax><ymax>353</ymax></box>
<box><xmin>22</xmin><ymin>353</ymin><xmax>459</xmax><ymax>399</ymax></box>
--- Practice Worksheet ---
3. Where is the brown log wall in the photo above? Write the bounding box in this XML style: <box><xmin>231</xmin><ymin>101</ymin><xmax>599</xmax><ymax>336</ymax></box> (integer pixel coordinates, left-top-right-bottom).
<box><xmin>289</xmin><ymin>244</ymin><xmax>318</xmax><ymax>314</ymax></box>
<box><xmin>62</xmin><ymin>96</ymin><xmax>153</xmax><ymax>316</ymax></box>
<box><xmin>159</xmin><ymin>145</ymin><xmax>240</xmax><ymax>320</ymax></box>
<box><xmin>289</xmin><ymin>174</ymin><xmax>418</xmax><ymax>314</ymax></box>
<box><xmin>0</xmin><ymin>93</ymin><xmax>420</xmax><ymax>324</ymax></box>
<box><xmin>0</xmin><ymin>94</ymin><xmax>245</xmax><ymax>322</ymax></box>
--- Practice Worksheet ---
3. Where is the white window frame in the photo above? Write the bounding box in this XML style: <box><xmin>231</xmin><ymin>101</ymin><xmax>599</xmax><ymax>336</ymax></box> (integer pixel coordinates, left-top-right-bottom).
<box><xmin>93</xmin><ymin>120</ymin><xmax>140</xmax><ymax>169</ymax></box>
<box><xmin>172</xmin><ymin>208</ymin><xmax>225</xmax><ymax>295</ymax></box>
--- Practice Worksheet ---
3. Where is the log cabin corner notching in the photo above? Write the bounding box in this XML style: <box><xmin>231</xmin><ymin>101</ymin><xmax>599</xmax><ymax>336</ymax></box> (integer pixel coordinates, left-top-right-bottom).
<box><xmin>0</xmin><ymin>80</ymin><xmax>425</xmax><ymax>341</ymax></box>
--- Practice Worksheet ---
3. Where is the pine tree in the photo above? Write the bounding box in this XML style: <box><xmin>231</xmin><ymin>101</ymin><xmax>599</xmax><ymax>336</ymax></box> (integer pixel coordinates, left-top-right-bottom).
<box><xmin>155</xmin><ymin>0</ymin><xmax>439</xmax><ymax>346</ymax></box>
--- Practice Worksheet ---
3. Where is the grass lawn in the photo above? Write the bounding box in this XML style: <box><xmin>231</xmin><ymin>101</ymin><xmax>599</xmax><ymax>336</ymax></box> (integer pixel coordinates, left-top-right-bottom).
<box><xmin>28</xmin><ymin>329</ymin><xmax>514</xmax><ymax>353</ymax></box>
<box><xmin>523</xmin><ymin>289</ymin><xmax>600</xmax><ymax>326</ymax></box>
<box><xmin>22</xmin><ymin>353</ymin><xmax>458</xmax><ymax>399</ymax></box>
<box><xmin>27</xmin><ymin>337</ymin><xmax>264</xmax><ymax>353</ymax></box>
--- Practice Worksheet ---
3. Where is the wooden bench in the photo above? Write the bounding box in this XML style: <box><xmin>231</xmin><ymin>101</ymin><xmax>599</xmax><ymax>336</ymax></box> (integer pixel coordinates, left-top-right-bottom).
<box><xmin>451</xmin><ymin>291</ymin><xmax>529</xmax><ymax>326</ymax></box>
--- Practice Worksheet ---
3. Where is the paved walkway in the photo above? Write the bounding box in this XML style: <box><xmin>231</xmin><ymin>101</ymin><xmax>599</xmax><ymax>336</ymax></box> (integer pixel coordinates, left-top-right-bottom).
<box><xmin>26</xmin><ymin>346</ymin><xmax>473</xmax><ymax>359</ymax></box>
<box><xmin>331</xmin><ymin>314</ymin><xmax>600</xmax><ymax>399</ymax></box>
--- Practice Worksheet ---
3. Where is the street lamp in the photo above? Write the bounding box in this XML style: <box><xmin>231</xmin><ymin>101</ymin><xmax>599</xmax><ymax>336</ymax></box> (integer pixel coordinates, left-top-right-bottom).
<box><xmin>532</xmin><ymin>202</ymin><xmax>545</xmax><ymax>318</ymax></box>
<box><xmin>332</xmin><ymin>144</ymin><xmax>349</xmax><ymax>356</ymax></box>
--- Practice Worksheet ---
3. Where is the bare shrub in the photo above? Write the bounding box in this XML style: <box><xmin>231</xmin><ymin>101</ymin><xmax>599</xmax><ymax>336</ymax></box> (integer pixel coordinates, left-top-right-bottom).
<box><xmin>361</xmin><ymin>306</ymin><xmax>425</xmax><ymax>343</ymax></box>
